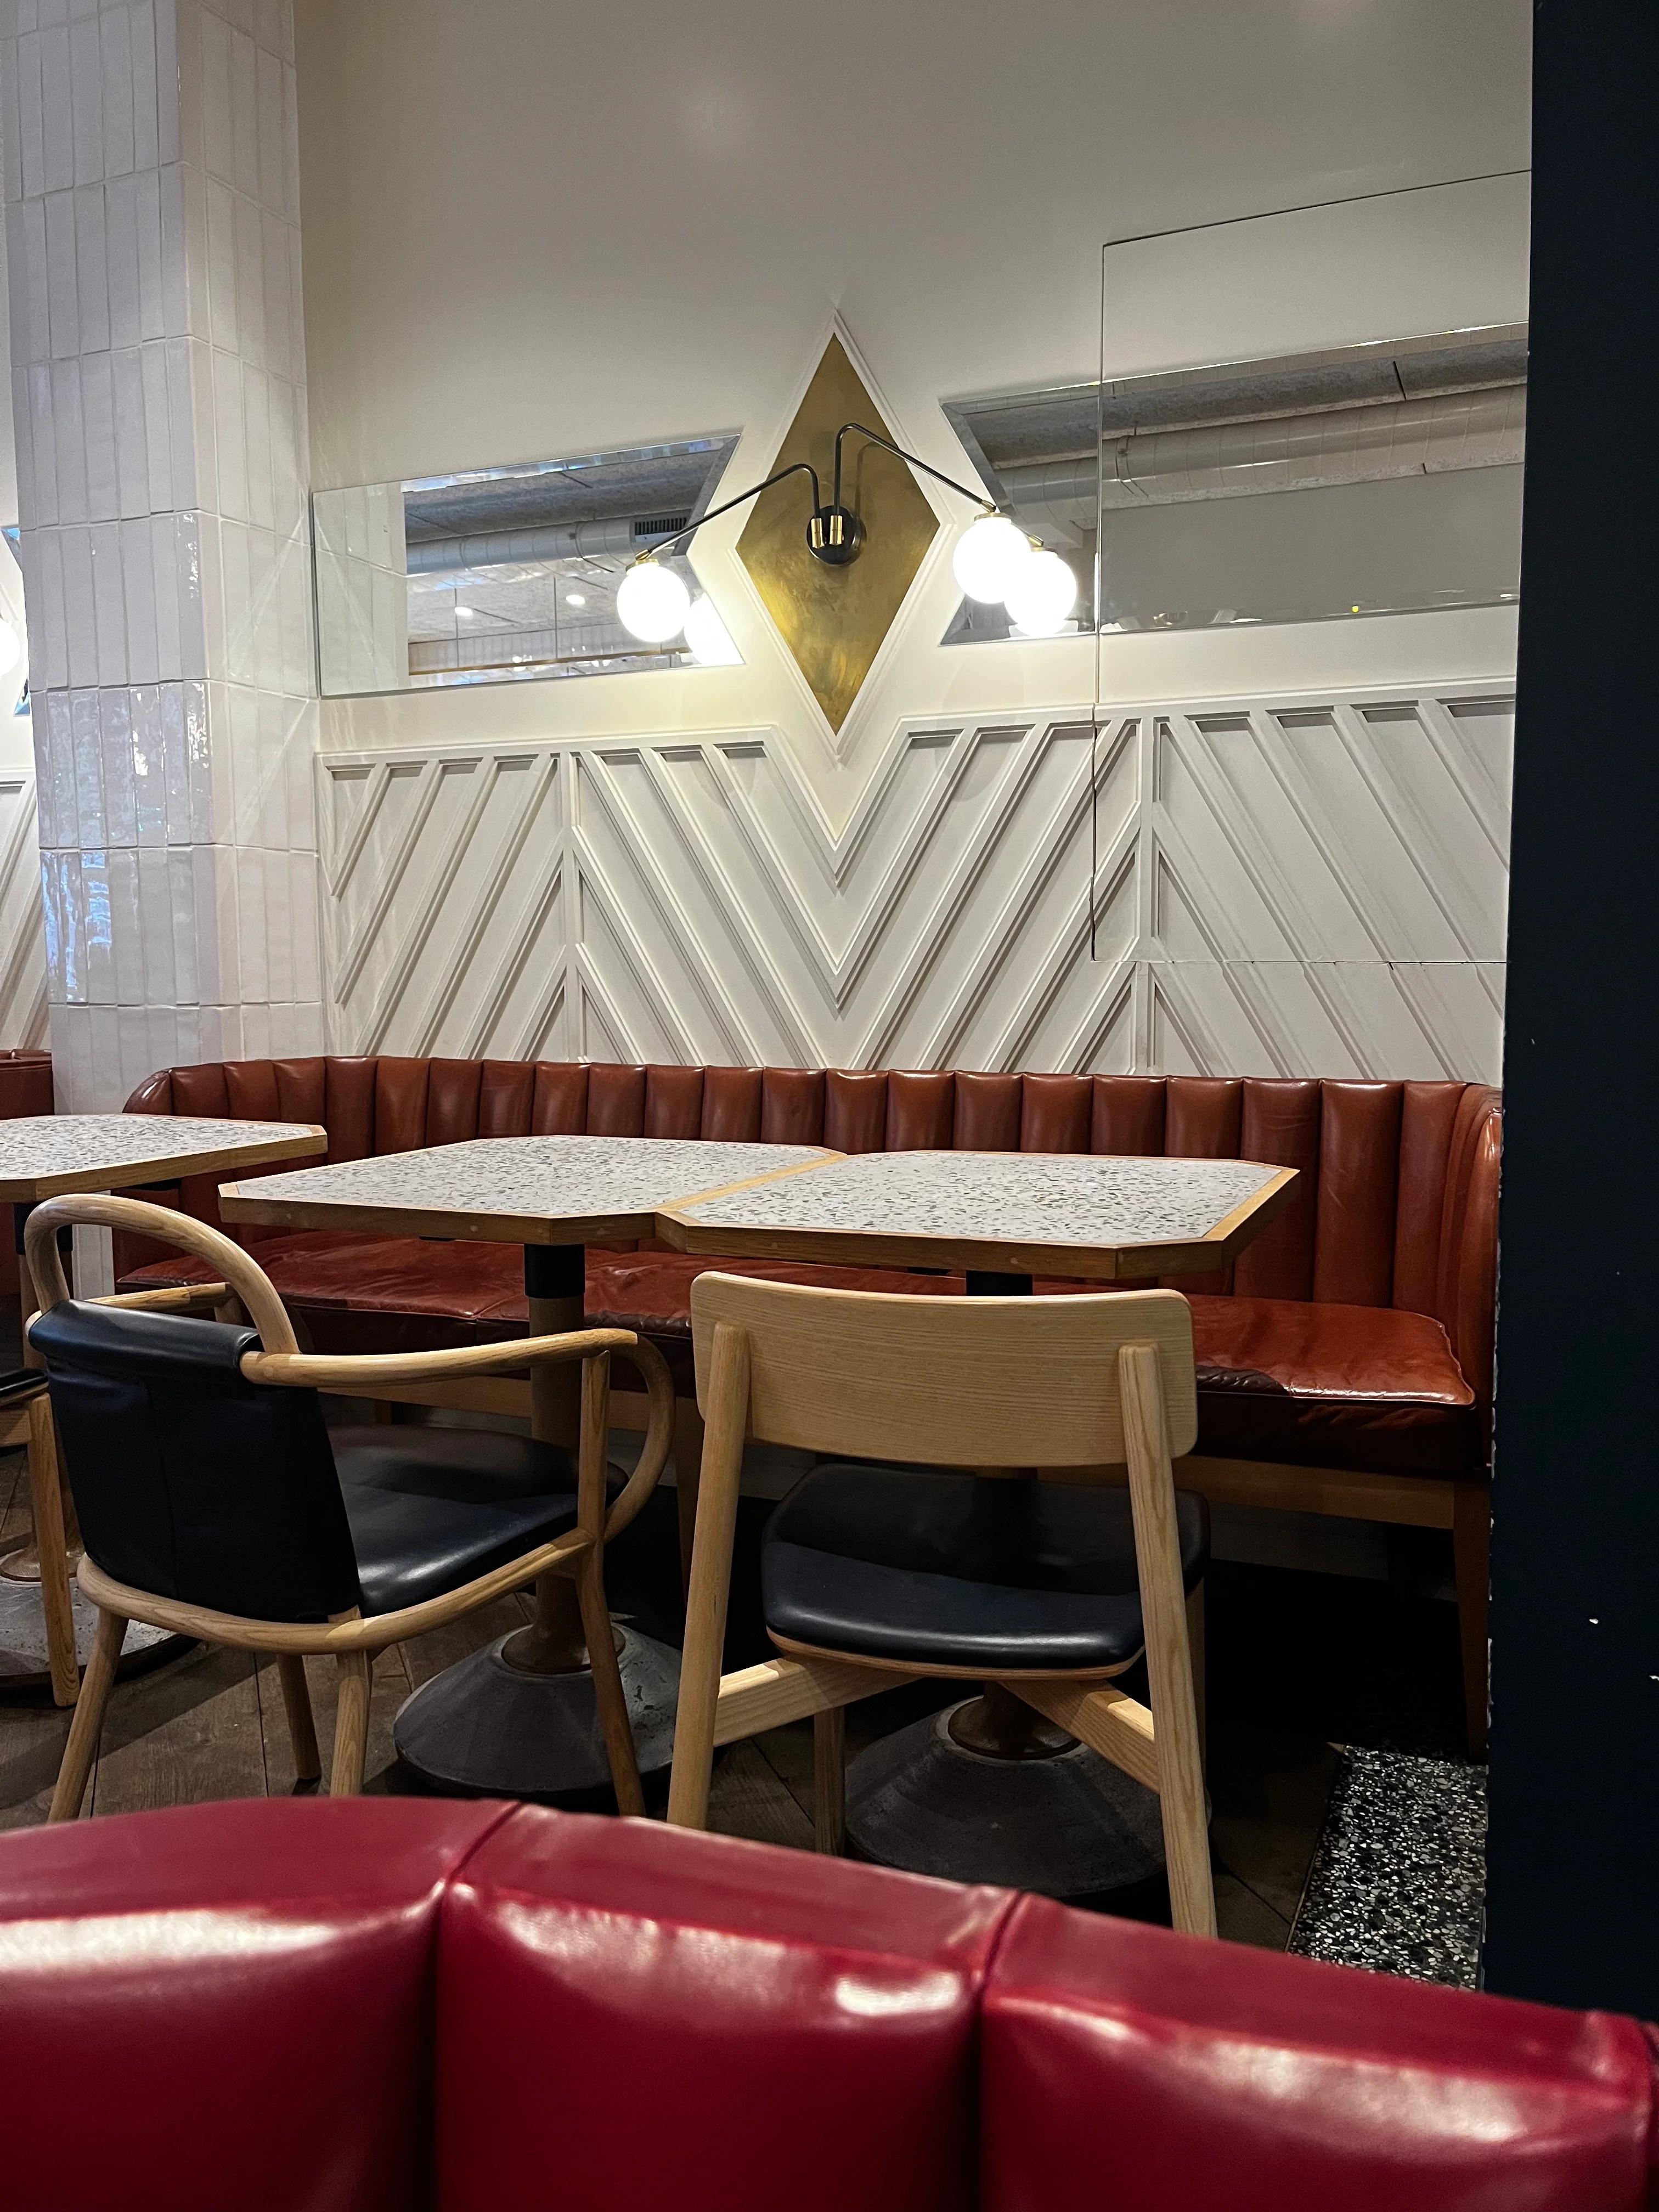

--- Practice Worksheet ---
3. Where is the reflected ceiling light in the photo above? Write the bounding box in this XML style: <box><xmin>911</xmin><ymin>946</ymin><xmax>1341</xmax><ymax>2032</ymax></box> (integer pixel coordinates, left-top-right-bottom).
<box><xmin>952</xmin><ymin>515</ymin><xmax>1034</xmax><ymax>605</ymax></box>
<box><xmin>683</xmin><ymin>593</ymin><xmax>742</xmax><ymax>667</ymax></box>
<box><xmin>615</xmin><ymin>419</ymin><xmax>1042</xmax><ymax>645</ymax></box>
<box><xmin>565</xmin><ymin>590</ymin><xmax>587</xmax><ymax>607</ymax></box>
<box><xmin>615</xmin><ymin>560</ymin><xmax>692</xmax><ymax>643</ymax></box>
<box><xmin>0</xmin><ymin>619</ymin><xmax>19</xmax><ymax>674</ymax></box>
<box><xmin>1004</xmin><ymin>549</ymin><xmax>1078</xmax><ymax>637</ymax></box>
<box><xmin>456</xmin><ymin>604</ymin><xmax>478</xmax><ymax>619</ymax></box>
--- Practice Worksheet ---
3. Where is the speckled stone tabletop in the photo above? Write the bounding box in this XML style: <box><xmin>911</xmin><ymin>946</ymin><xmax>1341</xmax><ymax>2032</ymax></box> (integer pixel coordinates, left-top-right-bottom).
<box><xmin>0</xmin><ymin>1114</ymin><xmax>325</xmax><ymax>1200</ymax></box>
<box><xmin>668</xmin><ymin>1148</ymin><xmax>1284</xmax><ymax>1268</ymax></box>
<box><xmin>223</xmin><ymin>1133</ymin><xmax>834</xmax><ymax>1239</ymax></box>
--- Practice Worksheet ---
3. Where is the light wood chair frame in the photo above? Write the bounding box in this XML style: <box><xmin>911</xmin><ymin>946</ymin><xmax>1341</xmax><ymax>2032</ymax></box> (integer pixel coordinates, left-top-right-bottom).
<box><xmin>664</xmin><ymin>1273</ymin><xmax>1217</xmax><ymax>1938</ymax></box>
<box><xmin>24</xmin><ymin>1195</ymin><xmax>675</xmax><ymax>1823</ymax></box>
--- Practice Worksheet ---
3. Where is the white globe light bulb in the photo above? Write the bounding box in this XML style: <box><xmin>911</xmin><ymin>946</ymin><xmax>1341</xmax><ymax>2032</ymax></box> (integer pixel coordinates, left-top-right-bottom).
<box><xmin>1004</xmin><ymin>549</ymin><xmax>1079</xmax><ymax>637</ymax></box>
<box><xmin>0</xmin><ymin>619</ymin><xmax>19</xmax><ymax>675</ymax></box>
<box><xmin>682</xmin><ymin>592</ymin><xmax>742</xmax><ymax>667</ymax></box>
<box><xmin>616</xmin><ymin>560</ymin><xmax>691</xmax><ymax>644</ymax></box>
<box><xmin>952</xmin><ymin>514</ymin><xmax>1034</xmax><ymax>605</ymax></box>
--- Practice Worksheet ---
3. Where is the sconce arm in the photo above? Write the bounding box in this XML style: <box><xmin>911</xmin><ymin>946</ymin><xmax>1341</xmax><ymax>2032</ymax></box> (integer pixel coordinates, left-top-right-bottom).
<box><xmin>629</xmin><ymin>460</ymin><xmax>824</xmax><ymax>565</ymax></box>
<box><xmin>832</xmin><ymin>421</ymin><xmax>997</xmax><ymax>518</ymax></box>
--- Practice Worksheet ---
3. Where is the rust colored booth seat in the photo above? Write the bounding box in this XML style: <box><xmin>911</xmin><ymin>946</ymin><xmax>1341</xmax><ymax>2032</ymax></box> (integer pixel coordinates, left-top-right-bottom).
<box><xmin>114</xmin><ymin>1056</ymin><xmax>1501</xmax><ymax>1491</ymax></box>
<box><xmin>1</xmin><ymin>1797</ymin><xmax>1653</xmax><ymax>2212</ymax></box>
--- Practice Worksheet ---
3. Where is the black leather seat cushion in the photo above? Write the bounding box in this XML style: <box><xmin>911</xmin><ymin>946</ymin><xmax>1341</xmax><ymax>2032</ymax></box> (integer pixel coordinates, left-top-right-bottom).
<box><xmin>331</xmin><ymin>1427</ymin><xmax>584</xmax><ymax>1617</ymax></box>
<box><xmin>762</xmin><ymin>1464</ymin><xmax>1209</xmax><ymax>1675</ymax></box>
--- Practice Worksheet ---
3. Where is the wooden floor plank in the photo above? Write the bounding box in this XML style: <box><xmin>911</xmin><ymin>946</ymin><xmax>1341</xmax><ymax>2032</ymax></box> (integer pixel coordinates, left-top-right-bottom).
<box><xmin>708</xmin><ymin>1739</ymin><xmax>816</xmax><ymax>1852</ymax></box>
<box><xmin>89</xmin><ymin>1641</ymin><xmax>267</xmax><ymax>1818</ymax></box>
<box><xmin>0</xmin><ymin>1700</ymin><xmax>71</xmax><ymax>1831</ymax></box>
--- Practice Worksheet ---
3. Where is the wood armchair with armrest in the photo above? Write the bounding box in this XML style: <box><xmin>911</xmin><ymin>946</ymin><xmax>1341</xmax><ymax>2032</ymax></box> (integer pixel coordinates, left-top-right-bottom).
<box><xmin>22</xmin><ymin>1195</ymin><xmax>674</xmax><ymax>1820</ymax></box>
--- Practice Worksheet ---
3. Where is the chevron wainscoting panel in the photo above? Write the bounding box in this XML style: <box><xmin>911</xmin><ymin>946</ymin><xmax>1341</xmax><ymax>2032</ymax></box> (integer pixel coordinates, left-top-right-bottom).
<box><xmin>0</xmin><ymin>762</ymin><xmax>48</xmax><ymax>1049</ymax></box>
<box><xmin>319</xmin><ymin>680</ymin><xmax>1513</xmax><ymax>1084</ymax></box>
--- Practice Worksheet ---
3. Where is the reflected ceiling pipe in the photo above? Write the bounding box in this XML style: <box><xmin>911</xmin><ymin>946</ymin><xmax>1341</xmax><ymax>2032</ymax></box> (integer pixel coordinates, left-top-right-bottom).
<box><xmin>615</xmin><ymin>424</ymin><xmax>1073</xmax><ymax>645</ymax></box>
<box><xmin>996</xmin><ymin>384</ymin><xmax>1527</xmax><ymax>532</ymax></box>
<box><xmin>405</xmin><ymin>516</ymin><xmax>674</xmax><ymax>574</ymax></box>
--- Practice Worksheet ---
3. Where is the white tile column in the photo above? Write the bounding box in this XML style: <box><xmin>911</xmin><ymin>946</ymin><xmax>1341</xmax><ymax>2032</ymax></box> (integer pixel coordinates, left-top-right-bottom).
<box><xmin>1</xmin><ymin>0</ymin><xmax>321</xmax><ymax>1115</ymax></box>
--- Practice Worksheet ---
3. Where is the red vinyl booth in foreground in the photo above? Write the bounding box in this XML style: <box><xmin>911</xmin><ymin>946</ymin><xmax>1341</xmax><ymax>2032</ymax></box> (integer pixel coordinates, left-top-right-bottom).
<box><xmin>1</xmin><ymin>1798</ymin><xmax>1652</xmax><ymax>2212</ymax></box>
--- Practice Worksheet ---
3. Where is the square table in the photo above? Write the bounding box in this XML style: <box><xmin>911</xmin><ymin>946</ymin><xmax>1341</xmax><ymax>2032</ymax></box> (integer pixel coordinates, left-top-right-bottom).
<box><xmin>1</xmin><ymin>1113</ymin><xmax>327</xmax><ymax>1703</ymax></box>
<box><xmin>220</xmin><ymin>1135</ymin><xmax>836</xmax><ymax>1798</ymax></box>
<box><xmin>658</xmin><ymin>1148</ymin><xmax>1297</xmax><ymax>1287</ymax></box>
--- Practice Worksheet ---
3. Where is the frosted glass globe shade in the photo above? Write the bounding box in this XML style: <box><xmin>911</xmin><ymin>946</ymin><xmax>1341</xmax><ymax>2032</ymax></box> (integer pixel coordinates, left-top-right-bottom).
<box><xmin>616</xmin><ymin>561</ymin><xmax>691</xmax><ymax>644</ymax></box>
<box><xmin>0</xmin><ymin>619</ymin><xmax>19</xmax><ymax>675</ymax></box>
<box><xmin>1004</xmin><ymin>550</ymin><xmax>1078</xmax><ymax>637</ymax></box>
<box><xmin>683</xmin><ymin>592</ymin><xmax>742</xmax><ymax>667</ymax></box>
<box><xmin>951</xmin><ymin>515</ymin><xmax>1032</xmax><ymax>605</ymax></box>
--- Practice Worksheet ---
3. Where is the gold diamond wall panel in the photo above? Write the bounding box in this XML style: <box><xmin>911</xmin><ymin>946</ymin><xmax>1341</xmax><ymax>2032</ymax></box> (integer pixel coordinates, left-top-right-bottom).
<box><xmin>737</xmin><ymin>337</ymin><xmax>940</xmax><ymax>732</ymax></box>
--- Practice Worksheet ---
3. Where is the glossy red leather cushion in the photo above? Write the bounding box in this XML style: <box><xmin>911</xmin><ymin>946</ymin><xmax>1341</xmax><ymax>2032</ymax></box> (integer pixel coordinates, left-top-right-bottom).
<box><xmin>980</xmin><ymin>1893</ymin><xmax>1657</xmax><ymax>2211</ymax></box>
<box><xmin>0</xmin><ymin>1797</ymin><xmax>510</xmax><ymax>2212</ymax></box>
<box><xmin>436</xmin><ymin>1808</ymin><xmax>1015</xmax><ymax>2212</ymax></box>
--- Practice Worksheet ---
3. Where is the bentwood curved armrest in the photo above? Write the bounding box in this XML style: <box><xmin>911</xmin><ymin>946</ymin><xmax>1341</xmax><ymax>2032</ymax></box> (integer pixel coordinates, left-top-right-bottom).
<box><xmin>24</xmin><ymin>1190</ymin><xmax>679</xmax><ymax>1544</ymax></box>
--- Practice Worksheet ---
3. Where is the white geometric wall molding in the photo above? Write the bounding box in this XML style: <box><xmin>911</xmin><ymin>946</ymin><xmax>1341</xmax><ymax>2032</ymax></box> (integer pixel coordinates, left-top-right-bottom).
<box><xmin>320</xmin><ymin>679</ymin><xmax>1513</xmax><ymax>1085</ymax></box>
<box><xmin>1</xmin><ymin>0</ymin><xmax>321</xmax><ymax>1115</ymax></box>
<box><xmin>0</xmin><ymin>761</ymin><xmax>48</xmax><ymax>1046</ymax></box>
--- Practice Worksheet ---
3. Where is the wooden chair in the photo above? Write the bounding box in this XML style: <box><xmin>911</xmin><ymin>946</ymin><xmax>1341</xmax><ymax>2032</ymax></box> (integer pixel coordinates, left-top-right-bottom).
<box><xmin>666</xmin><ymin>1273</ymin><xmax>1216</xmax><ymax>1937</ymax></box>
<box><xmin>23</xmin><ymin>1195</ymin><xmax>674</xmax><ymax>1821</ymax></box>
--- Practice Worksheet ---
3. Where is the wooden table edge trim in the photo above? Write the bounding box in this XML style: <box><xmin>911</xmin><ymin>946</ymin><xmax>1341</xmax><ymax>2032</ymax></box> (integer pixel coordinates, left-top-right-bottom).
<box><xmin>0</xmin><ymin>1125</ymin><xmax>328</xmax><ymax>1204</ymax></box>
<box><xmin>219</xmin><ymin>1145</ymin><xmax>848</xmax><ymax>1245</ymax></box>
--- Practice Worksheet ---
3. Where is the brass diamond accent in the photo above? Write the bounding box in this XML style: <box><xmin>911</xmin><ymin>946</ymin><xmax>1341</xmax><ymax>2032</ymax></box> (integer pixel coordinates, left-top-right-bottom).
<box><xmin>737</xmin><ymin>336</ymin><xmax>940</xmax><ymax>732</ymax></box>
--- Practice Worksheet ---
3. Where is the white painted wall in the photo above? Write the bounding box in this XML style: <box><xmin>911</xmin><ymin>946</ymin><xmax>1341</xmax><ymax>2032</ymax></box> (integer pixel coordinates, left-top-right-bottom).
<box><xmin>300</xmin><ymin>0</ymin><xmax>1530</xmax><ymax>1075</ymax></box>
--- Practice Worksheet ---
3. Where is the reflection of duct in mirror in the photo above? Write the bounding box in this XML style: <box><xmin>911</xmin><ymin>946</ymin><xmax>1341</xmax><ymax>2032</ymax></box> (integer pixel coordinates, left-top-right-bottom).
<box><xmin>940</xmin><ymin>324</ymin><xmax>1526</xmax><ymax>642</ymax></box>
<box><xmin>312</xmin><ymin>435</ymin><xmax>742</xmax><ymax>695</ymax></box>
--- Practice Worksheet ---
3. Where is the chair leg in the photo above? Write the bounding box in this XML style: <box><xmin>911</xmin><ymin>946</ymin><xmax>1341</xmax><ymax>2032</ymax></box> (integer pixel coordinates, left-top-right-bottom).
<box><xmin>812</xmin><ymin>1706</ymin><xmax>846</xmax><ymax>1855</ymax></box>
<box><xmin>666</xmin><ymin>1324</ymin><xmax>749</xmax><ymax>1830</ymax></box>
<box><xmin>1120</xmin><ymin>1344</ymin><xmax>1217</xmax><ymax>1939</ymax></box>
<box><xmin>277</xmin><ymin>1655</ymin><xmax>321</xmax><ymax>1786</ymax></box>
<box><xmin>329</xmin><ymin>1651</ymin><xmax>372</xmax><ymax>1796</ymax></box>
<box><xmin>573</xmin><ymin>1549</ymin><xmax>645</xmax><ymax>1816</ymax></box>
<box><xmin>1452</xmin><ymin>1483</ymin><xmax>1491</xmax><ymax>1757</ymax></box>
<box><xmin>48</xmin><ymin>1609</ymin><xmax>126</xmax><ymax>1821</ymax></box>
<box><xmin>1186</xmin><ymin>1580</ymin><xmax>1207</xmax><ymax>1776</ymax></box>
<box><xmin>674</xmin><ymin>1395</ymin><xmax>706</xmax><ymax>1595</ymax></box>
<box><xmin>26</xmin><ymin>1393</ymin><xmax>80</xmax><ymax>1708</ymax></box>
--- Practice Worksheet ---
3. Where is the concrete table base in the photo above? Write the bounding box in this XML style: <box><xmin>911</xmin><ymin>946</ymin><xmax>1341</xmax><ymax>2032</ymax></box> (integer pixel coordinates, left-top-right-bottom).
<box><xmin>0</xmin><ymin>1575</ymin><xmax>182</xmax><ymax>1696</ymax></box>
<box><xmin>392</xmin><ymin>1624</ymin><xmax>680</xmax><ymax>1803</ymax></box>
<box><xmin>844</xmin><ymin>1700</ymin><xmax>1169</xmax><ymax>1899</ymax></box>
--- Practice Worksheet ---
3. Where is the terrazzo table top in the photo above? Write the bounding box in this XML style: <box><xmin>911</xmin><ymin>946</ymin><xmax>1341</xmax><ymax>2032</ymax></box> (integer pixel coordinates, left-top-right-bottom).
<box><xmin>219</xmin><ymin>1134</ymin><xmax>837</xmax><ymax>1246</ymax></box>
<box><xmin>0</xmin><ymin>1114</ymin><xmax>326</xmax><ymax>1202</ymax></box>
<box><xmin>659</xmin><ymin>1148</ymin><xmax>1298</xmax><ymax>1279</ymax></box>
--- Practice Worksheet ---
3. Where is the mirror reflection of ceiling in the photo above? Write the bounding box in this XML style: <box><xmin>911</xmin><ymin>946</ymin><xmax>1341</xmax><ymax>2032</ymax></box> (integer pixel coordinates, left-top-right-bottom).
<box><xmin>314</xmin><ymin>435</ymin><xmax>740</xmax><ymax>695</ymax></box>
<box><xmin>941</xmin><ymin>324</ymin><xmax>1527</xmax><ymax>641</ymax></box>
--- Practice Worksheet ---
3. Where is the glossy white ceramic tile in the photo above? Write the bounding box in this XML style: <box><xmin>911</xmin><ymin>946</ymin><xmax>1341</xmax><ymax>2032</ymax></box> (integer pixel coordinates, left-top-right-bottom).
<box><xmin>6</xmin><ymin>0</ymin><xmax>320</xmax><ymax>1109</ymax></box>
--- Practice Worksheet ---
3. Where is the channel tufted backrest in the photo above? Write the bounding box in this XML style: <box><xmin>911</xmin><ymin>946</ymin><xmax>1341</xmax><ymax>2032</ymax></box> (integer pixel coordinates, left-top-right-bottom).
<box><xmin>120</xmin><ymin>1060</ymin><xmax>1500</xmax><ymax>1362</ymax></box>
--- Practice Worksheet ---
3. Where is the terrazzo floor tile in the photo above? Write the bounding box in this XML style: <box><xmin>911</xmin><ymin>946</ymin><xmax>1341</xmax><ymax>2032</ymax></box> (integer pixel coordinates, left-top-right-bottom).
<box><xmin>1289</xmin><ymin>1747</ymin><xmax>1487</xmax><ymax>1987</ymax></box>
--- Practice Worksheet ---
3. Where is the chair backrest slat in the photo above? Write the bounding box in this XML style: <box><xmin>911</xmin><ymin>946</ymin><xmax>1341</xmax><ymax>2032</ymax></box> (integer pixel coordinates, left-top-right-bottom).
<box><xmin>689</xmin><ymin>1274</ymin><xmax>1197</xmax><ymax>1468</ymax></box>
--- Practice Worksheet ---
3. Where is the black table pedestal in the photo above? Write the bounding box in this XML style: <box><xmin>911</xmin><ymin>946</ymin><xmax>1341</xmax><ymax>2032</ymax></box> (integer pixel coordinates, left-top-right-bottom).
<box><xmin>392</xmin><ymin>1241</ymin><xmax>680</xmax><ymax>1801</ymax></box>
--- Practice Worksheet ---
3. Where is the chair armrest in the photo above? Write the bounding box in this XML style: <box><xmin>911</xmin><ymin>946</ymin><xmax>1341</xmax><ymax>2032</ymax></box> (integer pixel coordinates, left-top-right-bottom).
<box><xmin>602</xmin><ymin>1336</ymin><xmax>675</xmax><ymax>1542</ymax></box>
<box><xmin>92</xmin><ymin>1283</ymin><xmax>232</xmax><ymax>1315</ymax></box>
<box><xmin>238</xmin><ymin>1328</ymin><xmax>637</xmax><ymax>1391</ymax></box>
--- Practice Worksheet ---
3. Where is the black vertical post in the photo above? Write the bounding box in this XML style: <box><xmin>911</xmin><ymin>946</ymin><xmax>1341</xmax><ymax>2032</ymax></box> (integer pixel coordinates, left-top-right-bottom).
<box><xmin>1484</xmin><ymin>0</ymin><xmax>1659</xmax><ymax>2011</ymax></box>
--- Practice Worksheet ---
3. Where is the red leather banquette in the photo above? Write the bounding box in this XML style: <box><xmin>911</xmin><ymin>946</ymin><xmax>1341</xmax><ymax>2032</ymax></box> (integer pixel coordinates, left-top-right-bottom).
<box><xmin>115</xmin><ymin>1055</ymin><xmax>1502</xmax><ymax>1739</ymax></box>
<box><xmin>1</xmin><ymin>1797</ymin><xmax>1650</xmax><ymax>2212</ymax></box>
